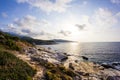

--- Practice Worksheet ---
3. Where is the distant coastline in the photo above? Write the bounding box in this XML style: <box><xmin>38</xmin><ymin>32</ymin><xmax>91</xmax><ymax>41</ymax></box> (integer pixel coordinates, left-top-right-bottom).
<box><xmin>1</xmin><ymin>31</ymin><xmax>120</xmax><ymax>80</ymax></box>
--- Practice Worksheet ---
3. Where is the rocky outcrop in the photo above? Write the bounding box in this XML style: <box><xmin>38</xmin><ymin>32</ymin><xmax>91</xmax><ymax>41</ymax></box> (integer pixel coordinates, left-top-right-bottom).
<box><xmin>22</xmin><ymin>46</ymin><xmax>120</xmax><ymax>80</ymax></box>
<box><xmin>101</xmin><ymin>62</ymin><xmax>120</xmax><ymax>71</ymax></box>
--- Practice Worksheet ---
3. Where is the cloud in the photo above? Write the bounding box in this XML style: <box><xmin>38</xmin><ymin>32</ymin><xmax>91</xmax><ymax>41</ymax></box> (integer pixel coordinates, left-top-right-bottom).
<box><xmin>59</xmin><ymin>30</ymin><xmax>71</xmax><ymax>36</ymax></box>
<box><xmin>21</xmin><ymin>29</ymin><xmax>31</xmax><ymax>34</ymax></box>
<box><xmin>1</xmin><ymin>12</ymin><xmax>8</xmax><ymax>18</ymax></box>
<box><xmin>90</xmin><ymin>8</ymin><xmax>118</xmax><ymax>32</ymax></box>
<box><xmin>75</xmin><ymin>24</ymin><xmax>86</xmax><ymax>30</ymax></box>
<box><xmin>83</xmin><ymin>1</ymin><xmax>87</xmax><ymax>5</ymax></box>
<box><xmin>1</xmin><ymin>15</ymin><xmax>54</xmax><ymax>39</ymax></box>
<box><xmin>111</xmin><ymin>0</ymin><xmax>120</xmax><ymax>4</ymax></box>
<box><xmin>16</xmin><ymin>0</ymin><xmax>73</xmax><ymax>13</ymax></box>
<box><xmin>116</xmin><ymin>12</ymin><xmax>120</xmax><ymax>17</ymax></box>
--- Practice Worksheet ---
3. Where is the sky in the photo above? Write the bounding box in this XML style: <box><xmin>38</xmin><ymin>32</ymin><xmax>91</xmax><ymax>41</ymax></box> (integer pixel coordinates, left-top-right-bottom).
<box><xmin>0</xmin><ymin>0</ymin><xmax>120</xmax><ymax>42</ymax></box>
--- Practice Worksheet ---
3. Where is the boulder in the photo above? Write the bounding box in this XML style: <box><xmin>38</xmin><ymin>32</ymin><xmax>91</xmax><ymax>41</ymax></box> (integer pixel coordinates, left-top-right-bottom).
<box><xmin>73</xmin><ymin>76</ymin><xmax>82</xmax><ymax>80</ymax></box>
<box><xmin>61</xmin><ymin>56</ymin><xmax>68</xmax><ymax>62</ymax></box>
<box><xmin>81</xmin><ymin>56</ymin><xmax>89</xmax><ymax>60</ymax></box>
<box><xmin>63</xmin><ymin>53</ymin><xmax>71</xmax><ymax>56</ymax></box>
<box><xmin>101</xmin><ymin>63</ymin><xmax>114</xmax><ymax>69</ymax></box>
<box><xmin>107</xmin><ymin>76</ymin><xmax>120</xmax><ymax>80</ymax></box>
<box><xmin>69</xmin><ymin>63</ymin><xmax>75</xmax><ymax>70</ymax></box>
<box><xmin>75</xmin><ymin>60</ymin><xmax>79</xmax><ymax>63</ymax></box>
<box><xmin>56</xmin><ymin>53</ymin><xmax>68</xmax><ymax>62</ymax></box>
<box><xmin>76</xmin><ymin>71</ymin><xmax>85</xmax><ymax>75</ymax></box>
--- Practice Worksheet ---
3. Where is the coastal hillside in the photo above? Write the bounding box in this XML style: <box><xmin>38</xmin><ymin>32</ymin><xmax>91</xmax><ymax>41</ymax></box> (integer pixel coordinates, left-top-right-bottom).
<box><xmin>0</xmin><ymin>31</ymin><xmax>32</xmax><ymax>50</ymax></box>
<box><xmin>20</xmin><ymin>36</ymin><xmax>56</xmax><ymax>45</ymax></box>
<box><xmin>1</xmin><ymin>31</ymin><xmax>120</xmax><ymax>80</ymax></box>
<box><xmin>0</xmin><ymin>31</ymin><xmax>36</xmax><ymax>80</ymax></box>
<box><xmin>53</xmin><ymin>39</ymin><xmax>74</xmax><ymax>43</ymax></box>
<box><xmin>0</xmin><ymin>31</ymin><xmax>79</xmax><ymax>80</ymax></box>
<box><xmin>0</xmin><ymin>0</ymin><xmax>120</xmax><ymax>80</ymax></box>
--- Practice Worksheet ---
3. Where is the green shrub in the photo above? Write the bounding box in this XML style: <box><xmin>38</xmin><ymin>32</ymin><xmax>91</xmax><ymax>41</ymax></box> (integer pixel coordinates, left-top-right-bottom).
<box><xmin>61</xmin><ymin>75</ymin><xmax>73</xmax><ymax>80</ymax></box>
<box><xmin>45</xmin><ymin>71</ymin><xmax>61</xmax><ymax>80</ymax></box>
<box><xmin>5</xmin><ymin>39</ymin><xmax>21</xmax><ymax>51</ymax></box>
<box><xmin>42</xmin><ymin>62</ymin><xmax>76</xmax><ymax>80</ymax></box>
<box><xmin>58</xmin><ymin>65</ymin><xmax>76</xmax><ymax>77</ymax></box>
<box><xmin>44</xmin><ymin>62</ymin><xmax>55</xmax><ymax>69</ymax></box>
<box><xmin>64</xmin><ymin>70</ymin><xmax>76</xmax><ymax>77</ymax></box>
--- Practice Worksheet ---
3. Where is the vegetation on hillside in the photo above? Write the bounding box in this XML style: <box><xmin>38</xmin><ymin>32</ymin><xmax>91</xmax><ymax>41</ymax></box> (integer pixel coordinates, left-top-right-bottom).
<box><xmin>32</xmin><ymin>58</ymin><xmax>77</xmax><ymax>80</ymax></box>
<box><xmin>21</xmin><ymin>36</ymin><xmax>56</xmax><ymax>45</ymax></box>
<box><xmin>0</xmin><ymin>31</ymin><xmax>32</xmax><ymax>51</ymax></box>
<box><xmin>0</xmin><ymin>31</ymin><xmax>36</xmax><ymax>80</ymax></box>
<box><xmin>44</xmin><ymin>64</ymin><xmax>76</xmax><ymax>80</ymax></box>
<box><xmin>0</xmin><ymin>31</ymin><xmax>77</xmax><ymax>80</ymax></box>
<box><xmin>0</xmin><ymin>51</ymin><xmax>36</xmax><ymax>80</ymax></box>
<box><xmin>0</xmin><ymin>31</ymin><xmax>21</xmax><ymax>51</ymax></box>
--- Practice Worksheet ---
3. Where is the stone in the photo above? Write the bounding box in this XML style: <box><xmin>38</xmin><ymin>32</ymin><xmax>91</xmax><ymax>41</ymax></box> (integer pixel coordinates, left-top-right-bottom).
<box><xmin>107</xmin><ymin>76</ymin><xmax>120</xmax><ymax>80</ymax></box>
<box><xmin>61</xmin><ymin>56</ymin><xmax>68</xmax><ymax>62</ymax></box>
<box><xmin>76</xmin><ymin>71</ymin><xmax>85</xmax><ymax>75</ymax></box>
<box><xmin>75</xmin><ymin>60</ymin><xmax>79</xmax><ymax>63</ymax></box>
<box><xmin>63</xmin><ymin>53</ymin><xmax>67</xmax><ymax>55</ymax></box>
<box><xmin>48</xmin><ymin>47</ymin><xmax>51</xmax><ymax>50</ymax></box>
<box><xmin>38</xmin><ymin>48</ymin><xmax>42</xmax><ymax>51</ymax></box>
<box><xmin>73</xmin><ymin>76</ymin><xmax>82</xmax><ymax>80</ymax></box>
<box><xmin>81</xmin><ymin>56</ymin><xmax>88</xmax><ymax>60</ymax></box>
<box><xmin>98</xmin><ymin>66</ymin><xmax>105</xmax><ymax>70</ymax></box>
<box><xmin>69</xmin><ymin>63</ymin><xmax>75</xmax><ymax>70</ymax></box>
<box><xmin>101</xmin><ymin>63</ymin><xmax>113</xmax><ymax>69</ymax></box>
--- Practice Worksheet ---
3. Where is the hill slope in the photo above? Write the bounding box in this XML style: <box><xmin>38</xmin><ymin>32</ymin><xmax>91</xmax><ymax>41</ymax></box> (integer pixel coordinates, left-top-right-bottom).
<box><xmin>0</xmin><ymin>31</ymin><xmax>36</xmax><ymax>80</ymax></box>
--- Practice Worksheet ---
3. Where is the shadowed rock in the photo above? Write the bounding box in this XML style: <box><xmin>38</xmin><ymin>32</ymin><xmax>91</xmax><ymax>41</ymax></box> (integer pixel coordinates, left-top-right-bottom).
<box><xmin>101</xmin><ymin>63</ymin><xmax>114</xmax><ymax>69</ymax></box>
<box><xmin>61</xmin><ymin>56</ymin><xmax>68</xmax><ymax>62</ymax></box>
<box><xmin>107</xmin><ymin>76</ymin><xmax>120</xmax><ymax>80</ymax></box>
<box><xmin>69</xmin><ymin>63</ymin><xmax>75</xmax><ymax>70</ymax></box>
<box><xmin>81</xmin><ymin>56</ymin><xmax>88</xmax><ymax>60</ymax></box>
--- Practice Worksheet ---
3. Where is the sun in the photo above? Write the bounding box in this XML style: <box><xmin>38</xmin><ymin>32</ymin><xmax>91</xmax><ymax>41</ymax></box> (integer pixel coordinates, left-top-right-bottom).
<box><xmin>57</xmin><ymin>15</ymin><xmax>84</xmax><ymax>41</ymax></box>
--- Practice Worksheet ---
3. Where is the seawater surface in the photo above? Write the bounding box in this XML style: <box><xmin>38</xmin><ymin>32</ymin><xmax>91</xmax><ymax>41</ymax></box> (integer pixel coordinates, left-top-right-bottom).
<box><xmin>38</xmin><ymin>42</ymin><xmax>120</xmax><ymax>63</ymax></box>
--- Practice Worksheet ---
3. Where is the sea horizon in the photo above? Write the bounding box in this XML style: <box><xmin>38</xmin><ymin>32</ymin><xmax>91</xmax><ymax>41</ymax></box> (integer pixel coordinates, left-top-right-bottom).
<box><xmin>39</xmin><ymin>42</ymin><xmax>120</xmax><ymax>63</ymax></box>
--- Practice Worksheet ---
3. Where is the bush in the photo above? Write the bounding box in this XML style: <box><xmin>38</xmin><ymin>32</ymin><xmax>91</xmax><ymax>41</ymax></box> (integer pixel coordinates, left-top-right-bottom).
<box><xmin>5</xmin><ymin>39</ymin><xmax>21</xmax><ymax>51</ymax></box>
<box><xmin>64</xmin><ymin>70</ymin><xmax>76</xmax><ymax>77</ymax></box>
<box><xmin>59</xmin><ymin>65</ymin><xmax>76</xmax><ymax>77</ymax></box>
<box><xmin>61</xmin><ymin>75</ymin><xmax>73</xmax><ymax>80</ymax></box>
<box><xmin>45</xmin><ymin>71</ymin><xmax>61</xmax><ymax>80</ymax></box>
<box><xmin>42</xmin><ymin>62</ymin><xmax>76</xmax><ymax>80</ymax></box>
<box><xmin>59</xmin><ymin>65</ymin><xmax>66</xmax><ymax>71</ymax></box>
<box><xmin>44</xmin><ymin>62</ymin><xmax>55</xmax><ymax>69</ymax></box>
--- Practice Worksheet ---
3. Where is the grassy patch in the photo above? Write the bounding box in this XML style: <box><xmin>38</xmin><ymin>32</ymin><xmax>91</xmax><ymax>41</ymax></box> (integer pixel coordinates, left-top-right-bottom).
<box><xmin>0</xmin><ymin>51</ymin><xmax>36</xmax><ymax>80</ymax></box>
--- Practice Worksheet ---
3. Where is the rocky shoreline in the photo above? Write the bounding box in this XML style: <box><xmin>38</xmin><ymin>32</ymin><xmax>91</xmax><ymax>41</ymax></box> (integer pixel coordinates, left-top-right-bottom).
<box><xmin>20</xmin><ymin>46</ymin><xmax>120</xmax><ymax>80</ymax></box>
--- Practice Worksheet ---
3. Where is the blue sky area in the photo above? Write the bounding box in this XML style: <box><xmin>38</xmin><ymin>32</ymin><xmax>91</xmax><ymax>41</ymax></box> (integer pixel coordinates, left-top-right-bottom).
<box><xmin>0</xmin><ymin>0</ymin><xmax>120</xmax><ymax>42</ymax></box>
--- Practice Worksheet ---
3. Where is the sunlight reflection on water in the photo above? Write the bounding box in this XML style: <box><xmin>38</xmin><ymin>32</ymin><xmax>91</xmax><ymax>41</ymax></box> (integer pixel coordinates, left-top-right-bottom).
<box><xmin>38</xmin><ymin>42</ymin><xmax>120</xmax><ymax>63</ymax></box>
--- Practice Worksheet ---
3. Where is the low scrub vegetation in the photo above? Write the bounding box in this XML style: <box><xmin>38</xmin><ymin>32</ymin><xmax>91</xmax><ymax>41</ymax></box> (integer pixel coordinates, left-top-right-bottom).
<box><xmin>38</xmin><ymin>60</ymin><xmax>76</xmax><ymax>80</ymax></box>
<box><xmin>0</xmin><ymin>51</ymin><xmax>36</xmax><ymax>80</ymax></box>
<box><xmin>0</xmin><ymin>31</ymin><xmax>21</xmax><ymax>51</ymax></box>
<box><xmin>0</xmin><ymin>31</ymin><xmax>32</xmax><ymax>51</ymax></box>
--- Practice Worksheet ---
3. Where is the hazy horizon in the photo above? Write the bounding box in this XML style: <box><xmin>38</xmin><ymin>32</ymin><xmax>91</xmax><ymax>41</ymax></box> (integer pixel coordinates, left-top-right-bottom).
<box><xmin>0</xmin><ymin>0</ymin><xmax>120</xmax><ymax>42</ymax></box>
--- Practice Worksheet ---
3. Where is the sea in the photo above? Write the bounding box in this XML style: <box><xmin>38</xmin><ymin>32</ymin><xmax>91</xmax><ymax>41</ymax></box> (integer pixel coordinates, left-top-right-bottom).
<box><xmin>38</xmin><ymin>42</ymin><xmax>120</xmax><ymax>64</ymax></box>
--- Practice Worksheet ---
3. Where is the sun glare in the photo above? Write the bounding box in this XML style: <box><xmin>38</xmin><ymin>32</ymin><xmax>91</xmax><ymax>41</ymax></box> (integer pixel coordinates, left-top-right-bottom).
<box><xmin>58</xmin><ymin>14</ymin><xmax>92</xmax><ymax>41</ymax></box>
